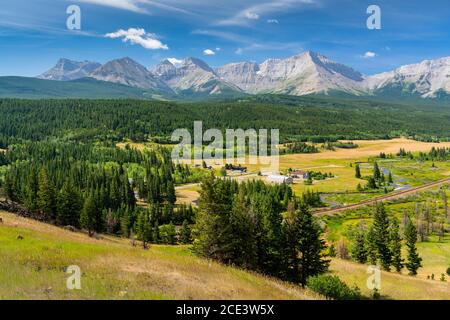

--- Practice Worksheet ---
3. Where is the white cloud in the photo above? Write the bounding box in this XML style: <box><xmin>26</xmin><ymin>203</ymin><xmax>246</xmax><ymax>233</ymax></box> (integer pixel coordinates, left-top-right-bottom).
<box><xmin>105</xmin><ymin>28</ymin><xmax>168</xmax><ymax>50</ymax></box>
<box><xmin>167</xmin><ymin>58</ymin><xmax>183</xmax><ymax>66</ymax></box>
<box><xmin>245</xmin><ymin>11</ymin><xmax>260</xmax><ymax>20</ymax></box>
<box><xmin>217</xmin><ymin>0</ymin><xmax>316</xmax><ymax>26</ymax></box>
<box><xmin>75</xmin><ymin>0</ymin><xmax>194</xmax><ymax>14</ymax></box>
<box><xmin>267</xmin><ymin>19</ymin><xmax>279</xmax><ymax>24</ymax></box>
<box><xmin>235</xmin><ymin>48</ymin><xmax>243</xmax><ymax>55</ymax></box>
<box><xmin>76</xmin><ymin>0</ymin><xmax>148</xmax><ymax>13</ymax></box>
<box><xmin>203</xmin><ymin>49</ymin><xmax>216</xmax><ymax>56</ymax></box>
<box><xmin>363</xmin><ymin>51</ymin><xmax>376</xmax><ymax>58</ymax></box>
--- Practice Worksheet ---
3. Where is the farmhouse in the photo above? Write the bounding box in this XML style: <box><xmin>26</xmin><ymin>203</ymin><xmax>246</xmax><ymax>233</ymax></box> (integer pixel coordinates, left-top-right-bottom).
<box><xmin>226</xmin><ymin>164</ymin><xmax>248</xmax><ymax>173</ymax></box>
<box><xmin>267</xmin><ymin>175</ymin><xmax>293</xmax><ymax>185</ymax></box>
<box><xmin>288</xmin><ymin>170</ymin><xmax>310</xmax><ymax>179</ymax></box>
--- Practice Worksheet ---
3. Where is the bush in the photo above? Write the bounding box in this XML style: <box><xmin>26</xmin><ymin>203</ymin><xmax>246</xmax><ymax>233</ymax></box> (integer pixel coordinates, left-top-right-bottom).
<box><xmin>446</xmin><ymin>267</ymin><xmax>450</xmax><ymax>276</ymax></box>
<box><xmin>307</xmin><ymin>275</ymin><xmax>361</xmax><ymax>300</ymax></box>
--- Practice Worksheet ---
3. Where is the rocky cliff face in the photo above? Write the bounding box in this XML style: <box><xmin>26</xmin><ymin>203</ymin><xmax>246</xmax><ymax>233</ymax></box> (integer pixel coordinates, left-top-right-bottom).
<box><xmin>216</xmin><ymin>51</ymin><xmax>365</xmax><ymax>95</ymax></box>
<box><xmin>38</xmin><ymin>59</ymin><xmax>101</xmax><ymax>81</ymax></box>
<box><xmin>89</xmin><ymin>57</ymin><xmax>173</xmax><ymax>93</ymax></box>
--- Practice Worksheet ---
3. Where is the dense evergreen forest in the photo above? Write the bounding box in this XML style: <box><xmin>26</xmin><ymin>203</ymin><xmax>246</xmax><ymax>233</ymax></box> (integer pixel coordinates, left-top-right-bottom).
<box><xmin>0</xmin><ymin>140</ymin><xmax>196</xmax><ymax>242</ymax></box>
<box><xmin>1</xmin><ymin>97</ymin><xmax>450</xmax><ymax>144</ymax></box>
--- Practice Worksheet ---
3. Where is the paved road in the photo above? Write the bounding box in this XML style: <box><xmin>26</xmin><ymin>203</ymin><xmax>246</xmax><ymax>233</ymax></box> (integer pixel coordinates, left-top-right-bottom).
<box><xmin>314</xmin><ymin>177</ymin><xmax>450</xmax><ymax>217</ymax></box>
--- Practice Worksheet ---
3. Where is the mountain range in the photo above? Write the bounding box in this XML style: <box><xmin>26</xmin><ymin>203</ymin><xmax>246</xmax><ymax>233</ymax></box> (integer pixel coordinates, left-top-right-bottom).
<box><xmin>11</xmin><ymin>51</ymin><xmax>450</xmax><ymax>101</ymax></box>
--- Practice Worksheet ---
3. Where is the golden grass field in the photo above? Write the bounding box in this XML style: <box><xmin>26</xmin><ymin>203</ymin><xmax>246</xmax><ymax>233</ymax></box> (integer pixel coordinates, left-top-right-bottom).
<box><xmin>2</xmin><ymin>208</ymin><xmax>449</xmax><ymax>300</ymax></box>
<box><xmin>331</xmin><ymin>257</ymin><xmax>450</xmax><ymax>300</ymax></box>
<box><xmin>172</xmin><ymin>138</ymin><xmax>450</xmax><ymax>205</ymax></box>
<box><xmin>0</xmin><ymin>211</ymin><xmax>320</xmax><ymax>300</ymax></box>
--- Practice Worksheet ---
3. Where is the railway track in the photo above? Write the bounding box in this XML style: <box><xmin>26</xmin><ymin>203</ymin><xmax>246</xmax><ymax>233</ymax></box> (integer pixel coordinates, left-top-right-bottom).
<box><xmin>314</xmin><ymin>177</ymin><xmax>450</xmax><ymax>217</ymax></box>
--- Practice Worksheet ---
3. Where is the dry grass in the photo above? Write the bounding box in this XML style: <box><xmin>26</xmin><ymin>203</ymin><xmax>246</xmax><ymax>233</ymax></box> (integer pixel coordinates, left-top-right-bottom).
<box><xmin>0</xmin><ymin>211</ymin><xmax>319</xmax><ymax>300</ymax></box>
<box><xmin>331</xmin><ymin>258</ymin><xmax>450</xmax><ymax>300</ymax></box>
<box><xmin>176</xmin><ymin>187</ymin><xmax>200</xmax><ymax>206</ymax></box>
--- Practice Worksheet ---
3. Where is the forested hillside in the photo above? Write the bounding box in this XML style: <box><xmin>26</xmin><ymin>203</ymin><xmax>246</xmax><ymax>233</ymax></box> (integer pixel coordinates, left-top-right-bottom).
<box><xmin>1</xmin><ymin>141</ymin><xmax>197</xmax><ymax>244</ymax></box>
<box><xmin>0</xmin><ymin>77</ymin><xmax>163</xmax><ymax>99</ymax></box>
<box><xmin>1</xmin><ymin>97</ymin><xmax>450</xmax><ymax>144</ymax></box>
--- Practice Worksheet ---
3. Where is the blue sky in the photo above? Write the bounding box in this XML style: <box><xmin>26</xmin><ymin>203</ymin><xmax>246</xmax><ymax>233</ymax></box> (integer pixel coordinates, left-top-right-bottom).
<box><xmin>0</xmin><ymin>0</ymin><xmax>449</xmax><ymax>76</ymax></box>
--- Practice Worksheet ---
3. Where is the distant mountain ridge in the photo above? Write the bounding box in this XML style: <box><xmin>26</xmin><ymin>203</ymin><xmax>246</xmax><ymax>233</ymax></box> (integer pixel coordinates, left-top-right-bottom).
<box><xmin>216</xmin><ymin>51</ymin><xmax>365</xmax><ymax>96</ymax></box>
<box><xmin>38</xmin><ymin>59</ymin><xmax>101</xmax><ymax>81</ymax></box>
<box><xmin>34</xmin><ymin>52</ymin><xmax>450</xmax><ymax>100</ymax></box>
<box><xmin>89</xmin><ymin>57</ymin><xmax>173</xmax><ymax>94</ymax></box>
<box><xmin>152</xmin><ymin>57</ymin><xmax>243</xmax><ymax>96</ymax></box>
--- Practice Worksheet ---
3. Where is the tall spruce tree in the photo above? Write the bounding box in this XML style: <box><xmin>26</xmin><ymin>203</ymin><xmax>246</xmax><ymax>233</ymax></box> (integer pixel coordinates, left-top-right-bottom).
<box><xmin>372</xmin><ymin>203</ymin><xmax>392</xmax><ymax>271</ymax></box>
<box><xmin>57</xmin><ymin>180</ymin><xmax>82</xmax><ymax>227</ymax></box>
<box><xmin>388</xmin><ymin>172</ymin><xmax>394</xmax><ymax>184</ymax></box>
<box><xmin>351</xmin><ymin>230</ymin><xmax>368</xmax><ymax>264</ymax></box>
<box><xmin>136</xmin><ymin>211</ymin><xmax>151</xmax><ymax>248</ymax></box>
<box><xmin>389</xmin><ymin>218</ymin><xmax>404</xmax><ymax>272</ymax></box>
<box><xmin>193</xmin><ymin>175</ymin><xmax>235</xmax><ymax>263</ymax></box>
<box><xmin>120</xmin><ymin>207</ymin><xmax>132</xmax><ymax>238</ymax></box>
<box><xmin>25</xmin><ymin>168</ymin><xmax>39</xmax><ymax>210</ymax></box>
<box><xmin>80</xmin><ymin>193</ymin><xmax>96</xmax><ymax>237</ymax></box>
<box><xmin>373</xmin><ymin>162</ymin><xmax>381</xmax><ymax>181</ymax></box>
<box><xmin>285</xmin><ymin>203</ymin><xmax>329</xmax><ymax>286</ymax></box>
<box><xmin>355</xmin><ymin>164</ymin><xmax>361</xmax><ymax>179</ymax></box>
<box><xmin>366</xmin><ymin>227</ymin><xmax>378</xmax><ymax>265</ymax></box>
<box><xmin>404</xmin><ymin>217</ymin><xmax>422</xmax><ymax>276</ymax></box>
<box><xmin>37</xmin><ymin>167</ymin><xmax>57</xmax><ymax>219</ymax></box>
<box><xmin>229</xmin><ymin>188</ymin><xmax>258</xmax><ymax>269</ymax></box>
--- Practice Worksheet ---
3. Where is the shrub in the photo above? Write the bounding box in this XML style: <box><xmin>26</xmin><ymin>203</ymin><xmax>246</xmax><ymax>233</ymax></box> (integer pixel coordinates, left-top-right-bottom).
<box><xmin>307</xmin><ymin>275</ymin><xmax>361</xmax><ymax>300</ymax></box>
<box><xmin>446</xmin><ymin>267</ymin><xmax>450</xmax><ymax>276</ymax></box>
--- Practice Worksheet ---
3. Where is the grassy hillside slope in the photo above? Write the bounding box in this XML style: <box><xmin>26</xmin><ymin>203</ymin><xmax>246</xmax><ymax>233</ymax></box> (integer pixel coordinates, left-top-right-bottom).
<box><xmin>0</xmin><ymin>211</ymin><xmax>319</xmax><ymax>300</ymax></box>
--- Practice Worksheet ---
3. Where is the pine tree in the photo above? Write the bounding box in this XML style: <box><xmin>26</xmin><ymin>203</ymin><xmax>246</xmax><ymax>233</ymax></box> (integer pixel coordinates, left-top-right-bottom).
<box><xmin>166</xmin><ymin>180</ymin><xmax>176</xmax><ymax>205</ymax></box>
<box><xmin>120</xmin><ymin>207</ymin><xmax>132</xmax><ymax>238</ymax></box>
<box><xmin>373</xmin><ymin>162</ymin><xmax>381</xmax><ymax>181</ymax></box>
<box><xmin>152</xmin><ymin>220</ymin><xmax>160</xmax><ymax>244</ymax></box>
<box><xmin>351</xmin><ymin>231</ymin><xmax>368</xmax><ymax>264</ymax></box>
<box><xmin>285</xmin><ymin>203</ymin><xmax>329</xmax><ymax>286</ymax></box>
<box><xmin>80</xmin><ymin>193</ymin><xmax>96</xmax><ymax>237</ymax></box>
<box><xmin>366</xmin><ymin>227</ymin><xmax>378</xmax><ymax>265</ymax></box>
<box><xmin>57</xmin><ymin>180</ymin><xmax>82</xmax><ymax>227</ymax></box>
<box><xmin>404</xmin><ymin>217</ymin><xmax>422</xmax><ymax>276</ymax></box>
<box><xmin>367</xmin><ymin>177</ymin><xmax>377</xmax><ymax>190</ymax></box>
<box><xmin>25</xmin><ymin>168</ymin><xmax>39</xmax><ymax>210</ymax></box>
<box><xmin>389</xmin><ymin>218</ymin><xmax>404</xmax><ymax>272</ymax></box>
<box><xmin>4</xmin><ymin>173</ymin><xmax>19</xmax><ymax>203</ymax></box>
<box><xmin>135</xmin><ymin>211</ymin><xmax>151</xmax><ymax>248</ymax></box>
<box><xmin>372</xmin><ymin>203</ymin><xmax>392</xmax><ymax>271</ymax></box>
<box><xmin>229</xmin><ymin>188</ymin><xmax>258</xmax><ymax>269</ymax></box>
<box><xmin>93</xmin><ymin>189</ymin><xmax>105</xmax><ymax>233</ymax></box>
<box><xmin>179</xmin><ymin>219</ymin><xmax>192</xmax><ymax>244</ymax></box>
<box><xmin>37</xmin><ymin>167</ymin><xmax>56</xmax><ymax>219</ymax></box>
<box><xmin>193</xmin><ymin>175</ymin><xmax>235</xmax><ymax>263</ymax></box>
<box><xmin>355</xmin><ymin>164</ymin><xmax>361</xmax><ymax>179</ymax></box>
<box><xmin>388</xmin><ymin>172</ymin><xmax>394</xmax><ymax>184</ymax></box>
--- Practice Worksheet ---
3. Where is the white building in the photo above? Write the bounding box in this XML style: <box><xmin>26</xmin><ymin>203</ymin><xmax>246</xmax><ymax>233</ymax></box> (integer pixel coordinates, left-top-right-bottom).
<box><xmin>267</xmin><ymin>175</ymin><xmax>294</xmax><ymax>185</ymax></box>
